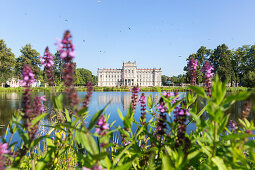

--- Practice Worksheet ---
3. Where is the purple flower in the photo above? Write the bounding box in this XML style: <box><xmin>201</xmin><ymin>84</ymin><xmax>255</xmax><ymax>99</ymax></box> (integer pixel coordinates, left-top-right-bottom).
<box><xmin>83</xmin><ymin>82</ymin><xmax>93</xmax><ymax>108</ymax></box>
<box><xmin>96</xmin><ymin>115</ymin><xmax>109</xmax><ymax>136</ymax></box>
<box><xmin>163</xmin><ymin>91</ymin><xmax>172</xmax><ymax>98</ymax></box>
<box><xmin>41</xmin><ymin>47</ymin><xmax>55</xmax><ymax>86</ymax></box>
<box><xmin>139</xmin><ymin>93</ymin><xmax>146</xmax><ymax>125</ymax></box>
<box><xmin>19</xmin><ymin>65</ymin><xmax>35</xmax><ymax>87</ymax></box>
<box><xmin>188</xmin><ymin>58</ymin><xmax>198</xmax><ymax>86</ymax></box>
<box><xmin>158</xmin><ymin>102</ymin><xmax>167</xmax><ymax>113</ymax></box>
<box><xmin>0</xmin><ymin>143</ymin><xmax>9</xmax><ymax>169</ymax></box>
<box><xmin>229</xmin><ymin>120</ymin><xmax>236</xmax><ymax>130</ymax></box>
<box><xmin>58</xmin><ymin>31</ymin><xmax>80</xmax><ymax>109</ymax></box>
<box><xmin>57</xmin><ymin>31</ymin><xmax>75</xmax><ymax>60</ymax></box>
<box><xmin>156</xmin><ymin>98</ymin><xmax>167</xmax><ymax>143</ymax></box>
<box><xmin>0</xmin><ymin>143</ymin><xmax>9</xmax><ymax>155</ymax></box>
<box><xmin>82</xmin><ymin>165</ymin><xmax>105</xmax><ymax>170</ymax></box>
<box><xmin>202</xmin><ymin>61</ymin><xmax>214</xmax><ymax>97</ymax></box>
<box><xmin>130</xmin><ymin>86</ymin><xmax>140</xmax><ymax>113</ymax></box>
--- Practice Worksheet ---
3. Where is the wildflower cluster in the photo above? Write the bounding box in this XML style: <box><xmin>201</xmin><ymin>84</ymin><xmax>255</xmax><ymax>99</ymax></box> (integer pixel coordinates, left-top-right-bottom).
<box><xmin>83</xmin><ymin>82</ymin><xmax>93</xmax><ymax>109</ymax></box>
<box><xmin>57</xmin><ymin>30</ymin><xmax>79</xmax><ymax>108</ymax></box>
<box><xmin>139</xmin><ymin>93</ymin><xmax>146</xmax><ymax>125</ymax></box>
<box><xmin>41</xmin><ymin>46</ymin><xmax>55</xmax><ymax>86</ymax></box>
<box><xmin>188</xmin><ymin>57</ymin><xmax>198</xmax><ymax>86</ymax></box>
<box><xmin>202</xmin><ymin>60</ymin><xmax>214</xmax><ymax>97</ymax></box>
<box><xmin>19</xmin><ymin>64</ymin><xmax>35</xmax><ymax>87</ymax></box>
<box><xmin>0</xmin><ymin>143</ymin><xmax>9</xmax><ymax>169</ymax></box>
<box><xmin>156</xmin><ymin>98</ymin><xmax>167</xmax><ymax>141</ymax></box>
<box><xmin>96</xmin><ymin>115</ymin><xmax>109</xmax><ymax>136</ymax></box>
<box><xmin>130</xmin><ymin>86</ymin><xmax>140</xmax><ymax>112</ymax></box>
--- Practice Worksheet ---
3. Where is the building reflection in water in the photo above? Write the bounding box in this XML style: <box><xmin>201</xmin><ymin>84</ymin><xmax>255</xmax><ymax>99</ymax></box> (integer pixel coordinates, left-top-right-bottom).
<box><xmin>97</xmin><ymin>92</ymin><xmax>160</xmax><ymax>110</ymax></box>
<box><xmin>0</xmin><ymin>93</ymin><xmax>21</xmax><ymax>136</ymax></box>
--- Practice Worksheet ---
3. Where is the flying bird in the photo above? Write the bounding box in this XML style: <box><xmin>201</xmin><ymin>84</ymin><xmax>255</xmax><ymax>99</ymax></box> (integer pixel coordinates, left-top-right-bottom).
<box><xmin>128</xmin><ymin>27</ymin><xmax>131</xmax><ymax>30</ymax></box>
<box><xmin>64</xmin><ymin>19</ymin><xmax>68</xmax><ymax>22</ymax></box>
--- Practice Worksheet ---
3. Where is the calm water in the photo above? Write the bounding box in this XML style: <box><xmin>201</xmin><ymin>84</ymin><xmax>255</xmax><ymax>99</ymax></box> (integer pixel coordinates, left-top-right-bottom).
<box><xmin>0</xmin><ymin>92</ymin><xmax>254</xmax><ymax>143</ymax></box>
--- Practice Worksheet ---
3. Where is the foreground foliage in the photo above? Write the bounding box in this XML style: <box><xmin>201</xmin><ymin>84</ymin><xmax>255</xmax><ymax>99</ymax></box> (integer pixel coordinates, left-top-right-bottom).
<box><xmin>1</xmin><ymin>75</ymin><xmax>254</xmax><ymax>169</ymax></box>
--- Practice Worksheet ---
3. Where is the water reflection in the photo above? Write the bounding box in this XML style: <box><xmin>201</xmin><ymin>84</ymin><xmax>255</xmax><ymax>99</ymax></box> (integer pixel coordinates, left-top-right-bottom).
<box><xmin>0</xmin><ymin>92</ymin><xmax>254</xmax><ymax>137</ymax></box>
<box><xmin>97</xmin><ymin>92</ymin><xmax>160</xmax><ymax>110</ymax></box>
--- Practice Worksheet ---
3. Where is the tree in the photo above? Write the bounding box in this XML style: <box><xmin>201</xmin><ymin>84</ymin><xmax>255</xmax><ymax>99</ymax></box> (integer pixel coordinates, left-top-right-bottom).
<box><xmin>92</xmin><ymin>75</ymin><xmax>98</xmax><ymax>86</ymax></box>
<box><xmin>209</xmin><ymin>44</ymin><xmax>233</xmax><ymax>83</ymax></box>
<box><xmin>15</xmin><ymin>44</ymin><xmax>41</xmax><ymax>78</ymax></box>
<box><xmin>0</xmin><ymin>40</ymin><xmax>15</xmax><ymax>84</ymax></box>
<box><xmin>75</xmin><ymin>68</ymin><xmax>93</xmax><ymax>86</ymax></box>
<box><xmin>52</xmin><ymin>51</ymin><xmax>63</xmax><ymax>85</ymax></box>
<box><xmin>242</xmin><ymin>71</ymin><xmax>255</xmax><ymax>87</ymax></box>
<box><xmin>231</xmin><ymin>46</ymin><xmax>249</xmax><ymax>86</ymax></box>
<box><xmin>161</xmin><ymin>75</ymin><xmax>170</xmax><ymax>86</ymax></box>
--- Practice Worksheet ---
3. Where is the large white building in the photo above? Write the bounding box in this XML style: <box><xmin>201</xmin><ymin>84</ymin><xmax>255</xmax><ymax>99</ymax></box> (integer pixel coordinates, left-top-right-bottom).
<box><xmin>97</xmin><ymin>61</ymin><xmax>162</xmax><ymax>87</ymax></box>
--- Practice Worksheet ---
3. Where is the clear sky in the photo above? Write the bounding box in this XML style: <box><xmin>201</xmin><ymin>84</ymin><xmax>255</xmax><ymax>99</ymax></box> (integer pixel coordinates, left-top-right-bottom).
<box><xmin>0</xmin><ymin>0</ymin><xmax>255</xmax><ymax>76</ymax></box>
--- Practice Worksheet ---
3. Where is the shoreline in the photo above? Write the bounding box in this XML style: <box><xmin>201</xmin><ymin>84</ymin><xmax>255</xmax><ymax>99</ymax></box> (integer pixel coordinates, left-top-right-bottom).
<box><xmin>0</xmin><ymin>86</ymin><xmax>249</xmax><ymax>92</ymax></box>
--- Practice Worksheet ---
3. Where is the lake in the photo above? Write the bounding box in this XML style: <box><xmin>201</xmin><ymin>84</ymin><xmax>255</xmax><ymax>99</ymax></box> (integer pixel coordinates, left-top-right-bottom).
<box><xmin>0</xmin><ymin>91</ymin><xmax>254</xmax><ymax>143</ymax></box>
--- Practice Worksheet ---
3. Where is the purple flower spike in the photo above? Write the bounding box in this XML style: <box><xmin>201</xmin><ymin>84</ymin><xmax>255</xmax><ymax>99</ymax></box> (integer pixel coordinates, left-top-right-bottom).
<box><xmin>20</xmin><ymin>65</ymin><xmax>35</xmax><ymax>87</ymax></box>
<box><xmin>130</xmin><ymin>86</ymin><xmax>140</xmax><ymax>113</ymax></box>
<box><xmin>96</xmin><ymin>115</ymin><xmax>109</xmax><ymax>136</ymax></box>
<box><xmin>83</xmin><ymin>82</ymin><xmax>93</xmax><ymax>108</ymax></box>
<box><xmin>41</xmin><ymin>47</ymin><xmax>55</xmax><ymax>86</ymax></box>
<box><xmin>139</xmin><ymin>93</ymin><xmax>146</xmax><ymax>125</ymax></box>
<box><xmin>202</xmin><ymin>61</ymin><xmax>214</xmax><ymax>97</ymax></box>
<box><xmin>188</xmin><ymin>58</ymin><xmax>198</xmax><ymax>86</ymax></box>
<box><xmin>0</xmin><ymin>143</ymin><xmax>9</xmax><ymax>169</ymax></box>
<box><xmin>58</xmin><ymin>31</ymin><xmax>80</xmax><ymax>109</ymax></box>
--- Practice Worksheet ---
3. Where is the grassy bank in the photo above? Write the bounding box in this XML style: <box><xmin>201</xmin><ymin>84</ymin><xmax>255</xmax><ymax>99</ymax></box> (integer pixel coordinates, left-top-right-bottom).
<box><xmin>0</xmin><ymin>86</ymin><xmax>250</xmax><ymax>92</ymax></box>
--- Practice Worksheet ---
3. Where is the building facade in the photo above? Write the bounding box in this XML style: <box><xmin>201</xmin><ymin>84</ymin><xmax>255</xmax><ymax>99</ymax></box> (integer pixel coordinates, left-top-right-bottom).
<box><xmin>97</xmin><ymin>61</ymin><xmax>162</xmax><ymax>87</ymax></box>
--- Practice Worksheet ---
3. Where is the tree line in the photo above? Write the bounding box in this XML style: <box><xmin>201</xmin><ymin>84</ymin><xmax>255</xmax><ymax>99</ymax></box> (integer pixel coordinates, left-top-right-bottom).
<box><xmin>161</xmin><ymin>44</ymin><xmax>255</xmax><ymax>87</ymax></box>
<box><xmin>0</xmin><ymin>40</ymin><xmax>97</xmax><ymax>86</ymax></box>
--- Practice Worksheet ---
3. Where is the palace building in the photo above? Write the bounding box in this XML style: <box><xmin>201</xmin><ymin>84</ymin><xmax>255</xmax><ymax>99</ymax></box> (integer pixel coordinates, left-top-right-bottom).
<box><xmin>97</xmin><ymin>61</ymin><xmax>162</xmax><ymax>87</ymax></box>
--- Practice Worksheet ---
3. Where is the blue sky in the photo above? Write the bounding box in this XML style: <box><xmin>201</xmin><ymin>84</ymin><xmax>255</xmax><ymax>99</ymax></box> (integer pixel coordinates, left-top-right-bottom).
<box><xmin>0</xmin><ymin>0</ymin><xmax>255</xmax><ymax>76</ymax></box>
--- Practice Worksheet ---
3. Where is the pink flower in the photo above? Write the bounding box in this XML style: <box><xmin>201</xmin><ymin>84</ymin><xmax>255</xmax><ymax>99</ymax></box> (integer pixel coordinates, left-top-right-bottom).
<box><xmin>20</xmin><ymin>65</ymin><xmax>36</xmax><ymax>87</ymax></box>
<box><xmin>0</xmin><ymin>143</ymin><xmax>9</xmax><ymax>154</ymax></box>
<box><xmin>96</xmin><ymin>115</ymin><xmax>109</xmax><ymax>136</ymax></box>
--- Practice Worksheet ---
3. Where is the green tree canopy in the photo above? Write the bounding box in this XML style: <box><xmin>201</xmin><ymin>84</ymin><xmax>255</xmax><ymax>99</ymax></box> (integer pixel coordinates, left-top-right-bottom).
<box><xmin>0</xmin><ymin>40</ymin><xmax>15</xmax><ymax>83</ymax></box>
<box><xmin>209</xmin><ymin>44</ymin><xmax>233</xmax><ymax>83</ymax></box>
<box><xmin>15</xmin><ymin>44</ymin><xmax>41</xmax><ymax>78</ymax></box>
<box><xmin>75</xmin><ymin>68</ymin><xmax>93</xmax><ymax>85</ymax></box>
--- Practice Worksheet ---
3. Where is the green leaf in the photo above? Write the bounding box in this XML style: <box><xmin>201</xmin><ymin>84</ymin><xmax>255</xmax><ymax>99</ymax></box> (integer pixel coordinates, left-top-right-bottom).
<box><xmin>31</xmin><ymin>135</ymin><xmax>50</xmax><ymax>148</ymax></box>
<box><xmin>64</xmin><ymin>109</ymin><xmax>71</xmax><ymax>123</ymax></box>
<box><xmin>113</xmin><ymin>162</ymin><xmax>132</xmax><ymax>170</ymax></box>
<box><xmin>187</xmin><ymin>105</ymin><xmax>206</xmax><ymax>126</ymax></box>
<box><xmin>223</xmin><ymin>91</ymin><xmax>251</xmax><ymax>105</ymax></box>
<box><xmin>187</xmin><ymin>150</ymin><xmax>200</xmax><ymax>160</ymax></box>
<box><xmin>35</xmin><ymin>161</ymin><xmax>47</xmax><ymax>170</ymax></box>
<box><xmin>31</xmin><ymin>113</ymin><xmax>47</xmax><ymax>127</ymax></box>
<box><xmin>147</xmin><ymin>94</ymin><xmax>153</xmax><ymax>109</ymax></box>
<box><xmin>218</xmin><ymin>114</ymin><xmax>229</xmax><ymax>134</ymax></box>
<box><xmin>123</xmin><ymin>104</ymin><xmax>134</xmax><ymax>129</ymax></box>
<box><xmin>222</xmin><ymin>133</ymin><xmax>255</xmax><ymax>141</ymax></box>
<box><xmin>88</xmin><ymin>103</ymin><xmax>109</xmax><ymax>130</ymax></box>
<box><xmin>162</xmin><ymin>153</ymin><xmax>173</xmax><ymax>170</ymax></box>
<box><xmin>53</xmin><ymin>93</ymin><xmax>63</xmax><ymax>110</ymax></box>
<box><xmin>75</xmin><ymin>130</ymin><xmax>98</xmax><ymax>155</ymax></box>
<box><xmin>118</xmin><ymin>109</ymin><xmax>124</xmax><ymax>120</ymax></box>
<box><xmin>188</xmin><ymin>85</ymin><xmax>207</xmax><ymax>98</ymax></box>
<box><xmin>212</xmin><ymin>156</ymin><xmax>227</xmax><ymax>170</ymax></box>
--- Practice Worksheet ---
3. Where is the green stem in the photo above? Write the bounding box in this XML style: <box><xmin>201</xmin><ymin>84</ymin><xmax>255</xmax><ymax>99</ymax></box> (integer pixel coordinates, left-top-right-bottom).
<box><xmin>212</xmin><ymin>122</ymin><xmax>218</xmax><ymax>158</ymax></box>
